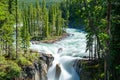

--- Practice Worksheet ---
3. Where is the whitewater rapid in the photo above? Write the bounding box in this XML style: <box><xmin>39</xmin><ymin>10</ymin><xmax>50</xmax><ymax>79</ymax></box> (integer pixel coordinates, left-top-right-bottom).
<box><xmin>30</xmin><ymin>28</ymin><xmax>88</xmax><ymax>80</ymax></box>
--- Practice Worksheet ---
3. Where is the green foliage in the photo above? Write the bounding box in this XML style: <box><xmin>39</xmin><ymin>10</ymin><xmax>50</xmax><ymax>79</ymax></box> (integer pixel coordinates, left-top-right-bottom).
<box><xmin>0</xmin><ymin>52</ymin><xmax>39</xmax><ymax>79</ymax></box>
<box><xmin>100</xmin><ymin>73</ymin><xmax>104</xmax><ymax>78</ymax></box>
<box><xmin>16</xmin><ymin>52</ymin><xmax>39</xmax><ymax>66</ymax></box>
<box><xmin>26</xmin><ymin>52</ymin><xmax>39</xmax><ymax>62</ymax></box>
<box><xmin>20</xmin><ymin>5</ymin><xmax>30</xmax><ymax>52</ymax></box>
<box><xmin>0</xmin><ymin>56</ymin><xmax>21</xmax><ymax>80</ymax></box>
<box><xmin>19</xmin><ymin>1</ymin><xmax>66</xmax><ymax>41</ymax></box>
<box><xmin>16</xmin><ymin>54</ymin><xmax>32</xmax><ymax>66</ymax></box>
<box><xmin>63</xmin><ymin>0</ymin><xmax>120</xmax><ymax>80</ymax></box>
<box><xmin>99</xmin><ymin>33</ymin><xmax>109</xmax><ymax>44</ymax></box>
<box><xmin>0</xmin><ymin>1</ymin><xmax>7</xmax><ymax>21</ymax></box>
<box><xmin>116</xmin><ymin>65</ymin><xmax>120</xmax><ymax>74</ymax></box>
<box><xmin>18</xmin><ymin>0</ymin><xmax>63</xmax><ymax>7</ymax></box>
<box><xmin>21</xmin><ymin>24</ymin><xmax>30</xmax><ymax>52</ymax></box>
<box><xmin>0</xmin><ymin>0</ymin><xmax>40</xmax><ymax>79</ymax></box>
<box><xmin>0</xmin><ymin>0</ymin><xmax>15</xmax><ymax>57</ymax></box>
<box><xmin>0</xmin><ymin>0</ymin><xmax>119</xmax><ymax>80</ymax></box>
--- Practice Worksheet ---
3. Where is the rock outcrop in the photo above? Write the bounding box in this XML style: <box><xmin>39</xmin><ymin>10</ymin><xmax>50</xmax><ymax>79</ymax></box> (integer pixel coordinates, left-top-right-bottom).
<box><xmin>73</xmin><ymin>59</ymin><xmax>99</xmax><ymax>80</ymax></box>
<box><xmin>15</xmin><ymin>53</ymin><xmax>54</xmax><ymax>80</ymax></box>
<box><xmin>55</xmin><ymin>64</ymin><xmax>61</xmax><ymax>80</ymax></box>
<box><xmin>73</xmin><ymin>59</ymin><xmax>82</xmax><ymax>75</ymax></box>
<box><xmin>73</xmin><ymin>59</ymin><xmax>92</xmax><ymax>80</ymax></box>
<box><xmin>39</xmin><ymin>53</ymin><xmax>54</xmax><ymax>80</ymax></box>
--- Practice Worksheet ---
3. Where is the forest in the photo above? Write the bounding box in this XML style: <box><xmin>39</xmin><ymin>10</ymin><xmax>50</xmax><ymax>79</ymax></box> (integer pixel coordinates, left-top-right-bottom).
<box><xmin>0</xmin><ymin>0</ymin><xmax>120</xmax><ymax>80</ymax></box>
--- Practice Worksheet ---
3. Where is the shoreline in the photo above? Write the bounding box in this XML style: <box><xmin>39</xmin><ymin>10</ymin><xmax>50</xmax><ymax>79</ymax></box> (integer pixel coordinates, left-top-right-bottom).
<box><xmin>31</xmin><ymin>33</ymin><xmax>70</xmax><ymax>44</ymax></box>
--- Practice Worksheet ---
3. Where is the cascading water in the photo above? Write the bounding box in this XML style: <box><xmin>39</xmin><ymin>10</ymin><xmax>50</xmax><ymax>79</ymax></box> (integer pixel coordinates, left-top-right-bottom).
<box><xmin>30</xmin><ymin>28</ymin><xmax>89</xmax><ymax>80</ymax></box>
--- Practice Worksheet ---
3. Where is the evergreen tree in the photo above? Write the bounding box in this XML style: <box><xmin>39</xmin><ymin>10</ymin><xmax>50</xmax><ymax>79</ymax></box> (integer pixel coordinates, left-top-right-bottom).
<box><xmin>35</xmin><ymin>1</ymin><xmax>42</xmax><ymax>37</ymax></box>
<box><xmin>110</xmin><ymin>0</ymin><xmax>120</xmax><ymax>79</ymax></box>
<box><xmin>41</xmin><ymin>0</ymin><xmax>49</xmax><ymax>38</ymax></box>
<box><xmin>56</xmin><ymin>9</ymin><xmax>63</xmax><ymax>36</ymax></box>
<box><xmin>49</xmin><ymin>5</ymin><xmax>56</xmax><ymax>36</ymax></box>
<box><xmin>19</xmin><ymin>0</ymin><xmax>66</xmax><ymax>41</ymax></box>
<box><xmin>0</xmin><ymin>0</ymin><xmax>15</xmax><ymax>58</ymax></box>
<box><xmin>21</xmin><ymin>7</ymin><xmax>30</xmax><ymax>53</ymax></box>
<box><xmin>44</xmin><ymin>11</ymin><xmax>49</xmax><ymax>38</ymax></box>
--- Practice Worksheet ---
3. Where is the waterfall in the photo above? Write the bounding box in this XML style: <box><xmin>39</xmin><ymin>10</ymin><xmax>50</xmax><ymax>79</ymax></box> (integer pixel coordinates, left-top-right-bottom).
<box><xmin>30</xmin><ymin>28</ymin><xmax>89</xmax><ymax>80</ymax></box>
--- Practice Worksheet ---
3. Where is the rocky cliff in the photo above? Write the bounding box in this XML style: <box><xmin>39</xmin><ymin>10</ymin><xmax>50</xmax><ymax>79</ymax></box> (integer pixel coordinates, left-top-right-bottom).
<box><xmin>15</xmin><ymin>53</ymin><xmax>54</xmax><ymax>80</ymax></box>
<box><xmin>73</xmin><ymin>59</ymin><xmax>99</xmax><ymax>80</ymax></box>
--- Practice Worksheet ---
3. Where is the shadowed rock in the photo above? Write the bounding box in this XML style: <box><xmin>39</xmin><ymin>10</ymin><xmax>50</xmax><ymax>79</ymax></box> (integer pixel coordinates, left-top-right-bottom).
<box><xmin>73</xmin><ymin>59</ymin><xmax>99</xmax><ymax>80</ymax></box>
<box><xmin>57</xmin><ymin>48</ymin><xmax>63</xmax><ymax>53</ymax></box>
<box><xmin>55</xmin><ymin>64</ymin><xmax>61</xmax><ymax>80</ymax></box>
<box><xmin>40</xmin><ymin>53</ymin><xmax>54</xmax><ymax>67</ymax></box>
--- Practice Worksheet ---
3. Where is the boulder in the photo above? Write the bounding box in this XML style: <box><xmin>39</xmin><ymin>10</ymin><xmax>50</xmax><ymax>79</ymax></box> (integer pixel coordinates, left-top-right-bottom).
<box><xmin>40</xmin><ymin>53</ymin><xmax>54</xmax><ymax>67</ymax></box>
<box><xmin>57</xmin><ymin>48</ymin><xmax>63</xmax><ymax>53</ymax></box>
<box><xmin>55</xmin><ymin>64</ymin><xmax>61</xmax><ymax>80</ymax></box>
<box><xmin>38</xmin><ymin>53</ymin><xmax>54</xmax><ymax>80</ymax></box>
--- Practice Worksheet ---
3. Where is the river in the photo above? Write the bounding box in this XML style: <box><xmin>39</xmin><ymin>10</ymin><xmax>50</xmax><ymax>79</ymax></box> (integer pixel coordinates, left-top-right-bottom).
<box><xmin>30</xmin><ymin>28</ymin><xmax>89</xmax><ymax>80</ymax></box>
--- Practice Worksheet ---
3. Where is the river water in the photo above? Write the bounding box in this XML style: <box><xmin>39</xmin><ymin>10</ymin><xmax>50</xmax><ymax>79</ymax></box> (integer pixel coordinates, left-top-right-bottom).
<box><xmin>30</xmin><ymin>28</ymin><xmax>89</xmax><ymax>80</ymax></box>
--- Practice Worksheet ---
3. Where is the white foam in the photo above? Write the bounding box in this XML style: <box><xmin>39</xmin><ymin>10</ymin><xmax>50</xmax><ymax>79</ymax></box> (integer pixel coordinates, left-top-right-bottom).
<box><xmin>30</xmin><ymin>28</ymin><xmax>88</xmax><ymax>80</ymax></box>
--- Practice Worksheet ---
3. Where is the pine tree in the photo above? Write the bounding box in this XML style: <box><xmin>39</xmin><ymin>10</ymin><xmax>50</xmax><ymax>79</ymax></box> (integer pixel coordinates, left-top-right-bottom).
<box><xmin>35</xmin><ymin>1</ymin><xmax>42</xmax><ymax>37</ymax></box>
<box><xmin>0</xmin><ymin>0</ymin><xmax>7</xmax><ymax>54</ymax></box>
<box><xmin>56</xmin><ymin>9</ymin><xmax>62</xmax><ymax>36</ymax></box>
<box><xmin>49</xmin><ymin>5</ymin><xmax>56</xmax><ymax>36</ymax></box>
<box><xmin>29</xmin><ymin>4</ymin><xmax>34</xmax><ymax>36</ymax></box>
<box><xmin>0</xmin><ymin>0</ymin><xmax>15</xmax><ymax>58</ymax></box>
<box><xmin>41</xmin><ymin>0</ymin><xmax>48</xmax><ymax>38</ymax></box>
<box><xmin>21</xmin><ymin>5</ymin><xmax>30</xmax><ymax>53</ymax></box>
<box><xmin>44</xmin><ymin>11</ymin><xmax>49</xmax><ymax>38</ymax></box>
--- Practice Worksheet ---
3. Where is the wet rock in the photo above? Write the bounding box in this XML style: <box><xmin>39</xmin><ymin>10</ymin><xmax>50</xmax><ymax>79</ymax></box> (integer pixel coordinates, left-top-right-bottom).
<box><xmin>38</xmin><ymin>53</ymin><xmax>54</xmax><ymax>80</ymax></box>
<box><xmin>73</xmin><ymin>59</ymin><xmax>91</xmax><ymax>80</ymax></box>
<box><xmin>73</xmin><ymin>59</ymin><xmax>82</xmax><ymax>75</ymax></box>
<box><xmin>40</xmin><ymin>53</ymin><xmax>54</xmax><ymax>67</ymax></box>
<box><xmin>39</xmin><ymin>61</ymin><xmax>48</xmax><ymax>80</ymax></box>
<box><xmin>55</xmin><ymin>64</ymin><xmax>61</xmax><ymax>80</ymax></box>
<box><xmin>73</xmin><ymin>59</ymin><xmax>99</xmax><ymax>80</ymax></box>
<box><xmin>57</xmin><ymin>48</ymin><xmax>63</xmax><ymax>53</ymax></box>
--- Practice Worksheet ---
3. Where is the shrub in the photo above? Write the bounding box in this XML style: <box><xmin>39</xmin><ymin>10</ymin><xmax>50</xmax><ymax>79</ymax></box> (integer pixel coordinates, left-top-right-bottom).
<box><xmin>0</xmin><ymin>56</ymin><xmax>21</xmax><ymax>80</ymax></box>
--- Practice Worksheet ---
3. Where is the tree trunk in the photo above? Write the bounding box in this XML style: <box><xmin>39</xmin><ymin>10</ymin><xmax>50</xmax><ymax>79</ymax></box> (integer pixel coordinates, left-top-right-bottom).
<box><xmin>104</xmin><ymin>0</ymin><xmax>111</xmax><ymax>80</ymax></box>
<box><xmin>16</xmin><ymin>0</ymin><xmax>18</xmax><ymax>58</ymax></box>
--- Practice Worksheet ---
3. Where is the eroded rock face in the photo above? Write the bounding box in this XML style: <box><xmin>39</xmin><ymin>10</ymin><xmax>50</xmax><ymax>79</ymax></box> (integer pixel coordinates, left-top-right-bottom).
<box><xmin>40</xmin><ymin>53</ymin><xmax>54</xmax><ymax>67</ymax></box>
<box><xmin>38</xmin><ymin>53</ymin><xmax>54</xmax><ymax>80</ymax></box>
<box><xmin>73</xmin><ymin>59</ymin><xmax>82</xmax><ymax>76</ymax></box>
<box><xmin>74</xmin><ymin>59</ymin><xmax>92</xmax><ymax>80</ymax></box>
<box><xmin>15</xmin><ymin>53</ymin><xmax>54</xmax><ymax>80</ymax></box>
<box><xmin>73</xmin><ymin>59</ymin><xmax>98</xmax><ymax>80</ymax></box>
<box><xmin>55</xmin><ymin>64</ymin><xmax>61</xmax><ymax>80</ymax></box>
<box><xmin>39</xmin><ymin>61</ymin><xmax>48</xmax><ymax>80</ymax></box>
